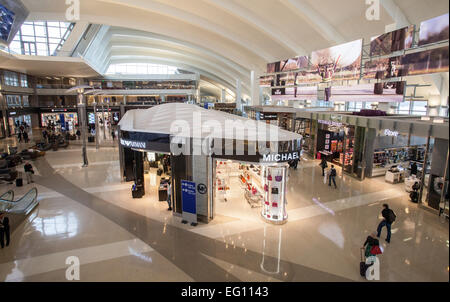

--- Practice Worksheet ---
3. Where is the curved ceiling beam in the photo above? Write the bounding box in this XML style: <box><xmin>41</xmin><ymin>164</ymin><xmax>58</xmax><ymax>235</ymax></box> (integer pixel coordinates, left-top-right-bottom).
<box><xmin>108</xmin><ymin>56</ymin><xmax>249</xmax><ymax>95</ymax></box>
<box><xmin>380</xmin><ymin>0</ymin><xmax>411</xmax><ymax>28</ymax></box>
<box><xmin>110</xmin><ymin>32</ymin><xmax>250</xmax><ymax>77</ymax></box>
<box><xmin>203</xmin><ymin>0</ymin><xmax>307</xmax><ymax>56</ymax></box>
<box><xmin>107</xmin><ymin>46</ymin><xmax>248</xmax><ymax>87</ymax></box>
<box><xmin>279</xmin><ymin>0</ymin><xmax>346</xmax><ymax>45</ymax></box>
<box><xmin>23</xmin><ymin>0</ymin><xmax>267</xmax><ymax>72</ymax></box>
<box><xmin>97</xmin><ymin>0</ymin><xmax>275</xmax><ymax>62</ymax></box>
<box><xmin>107</xmin><ymin>30</ymin><xmax>250</xmax><ymax>78</ymax></box>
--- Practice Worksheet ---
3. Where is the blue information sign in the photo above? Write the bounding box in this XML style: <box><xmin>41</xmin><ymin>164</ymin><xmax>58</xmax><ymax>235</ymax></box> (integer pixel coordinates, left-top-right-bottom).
<box><xmin>181</xmin><ymin>180</ymin><xmax>197</xmax><ymax>215</ymax></box>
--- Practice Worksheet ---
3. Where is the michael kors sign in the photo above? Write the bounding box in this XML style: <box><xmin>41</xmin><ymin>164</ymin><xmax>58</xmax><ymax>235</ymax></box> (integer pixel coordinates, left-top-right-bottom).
<box><xmin>262</xmin><ymin>151</ymin><xmax>300</xmax><ymax>163</ymax></box>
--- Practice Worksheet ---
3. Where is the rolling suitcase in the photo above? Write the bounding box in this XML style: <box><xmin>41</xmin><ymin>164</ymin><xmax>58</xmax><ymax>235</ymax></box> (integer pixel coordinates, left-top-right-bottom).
<box><xmin>16</xmin><ymin>172</ymin><xmax>23</xmax><ymax>187</ymax></box>
<box><xmin>360</xmin><ymin>248</ymin><xmax>373</xmax><ymax>278</ymax></box>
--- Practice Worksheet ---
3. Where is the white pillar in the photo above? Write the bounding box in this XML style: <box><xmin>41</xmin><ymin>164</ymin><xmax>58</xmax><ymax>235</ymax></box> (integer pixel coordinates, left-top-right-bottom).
<box><xmin>236</xmin><ymin>79</ymin><xmax>242</xmax><ymax>112</ymax></box>
<box><xmin>197</xmin><ymin>88</ymin><xmax>201</xmax><ymax>104</ymax></box>
<box><xmin>251</xmin><ymin>71</ymin><xmax>260</xmax><ymax>106</ymax></box>
<box><xmin>221</xmin><ymin>89</ymin><xmax>226</xmax><ymax>103</ymax></box>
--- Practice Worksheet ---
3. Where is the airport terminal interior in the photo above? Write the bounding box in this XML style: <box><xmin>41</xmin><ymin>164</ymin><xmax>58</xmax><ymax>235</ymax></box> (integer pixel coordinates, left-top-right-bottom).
<box><xmin>0</xmin><ymin>0</ymin><xmax>449</xmax><ymax>282</ymax></box>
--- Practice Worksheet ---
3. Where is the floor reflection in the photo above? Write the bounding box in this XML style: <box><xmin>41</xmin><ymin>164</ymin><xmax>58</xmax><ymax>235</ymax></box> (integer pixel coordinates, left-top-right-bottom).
<box><xmin>32</xmin><ymin>212</ymin><xmax>79</xmax><ymax>238</ymax></box>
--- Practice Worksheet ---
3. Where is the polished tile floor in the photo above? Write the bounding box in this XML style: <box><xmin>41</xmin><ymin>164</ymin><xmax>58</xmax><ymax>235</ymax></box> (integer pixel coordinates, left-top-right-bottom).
<box><xmin>0</xmin><ymin>131</ymin><xmax>448</xmax><ymax>282</ymax></box>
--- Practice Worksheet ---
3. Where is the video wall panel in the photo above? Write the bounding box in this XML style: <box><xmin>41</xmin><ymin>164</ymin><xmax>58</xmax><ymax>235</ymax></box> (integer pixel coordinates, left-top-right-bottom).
<box><xmin>309</xmin><ymin>39</ymin><xmax>362</xmax><ymax>83</ymax></box>
<box><xmin>328</xmin><ymin>83</ymin><xmax>405</xmax><ymax>103</ymax></box>
<box><xmin>370</xmin><ymin>26</ymin><xmax>414</xmax><ymax>56</ymax></box>
<box><xmin>418</xmin><ymin>13</ymin><xmax>449</xmax><ymax>47</ymax></box>
<box><xmin>267</xmin><ymin>56</ymin><xmax>309</xmax><ymax>73</ymax></box>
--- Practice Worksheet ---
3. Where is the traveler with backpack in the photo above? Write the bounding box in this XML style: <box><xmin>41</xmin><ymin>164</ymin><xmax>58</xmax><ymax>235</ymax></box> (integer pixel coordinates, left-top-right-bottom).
<box><xmin>362</xmin><ymin>232</ymin><xmax>382</xmax><ymax>258</ymax></box>
<box><xmin>328</xmin><ymin>165</ymin><xmax>337</xmax><ymax>189</ymax></box>
<box><xmin>377</xmin><ymin>204</ymin><xmax>396</xmax><ymax>243</ymax></box>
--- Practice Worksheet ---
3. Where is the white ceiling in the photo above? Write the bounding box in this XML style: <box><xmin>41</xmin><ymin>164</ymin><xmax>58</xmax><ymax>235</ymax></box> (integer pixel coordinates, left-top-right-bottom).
<box><xmin>15</xmin><ymin>0</ymin><xmax>450</xmax><ymax>99</ymax></box>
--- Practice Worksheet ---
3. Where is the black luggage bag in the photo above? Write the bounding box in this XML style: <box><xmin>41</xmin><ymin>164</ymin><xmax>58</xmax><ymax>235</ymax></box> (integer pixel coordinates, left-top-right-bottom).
<box><xmin>360</xmin><ymin>248</ymin><xmax>369</xmax><ymax>277</ymax></box>
<box><xmin>16</xmin><ymin>172</ymin><xmax>23</xmax><ymax>187</ymax></box>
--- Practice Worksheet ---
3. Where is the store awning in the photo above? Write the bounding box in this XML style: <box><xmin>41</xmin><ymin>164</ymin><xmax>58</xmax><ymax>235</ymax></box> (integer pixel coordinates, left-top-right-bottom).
<box><xmin>119</xmin><ymin>103</ymin><xmax>302</xmax><ymax>142</ymax></box>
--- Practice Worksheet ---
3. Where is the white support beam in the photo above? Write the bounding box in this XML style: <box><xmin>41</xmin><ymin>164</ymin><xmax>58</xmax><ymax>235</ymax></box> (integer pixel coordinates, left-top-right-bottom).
<box><xmin>280</xmin><ymin>0</ymin><xmax>346</xmax><ymax>45</ymax></box>
<box><xmin>205</xmin><ymin>0</ymin><xmax>307</xmax><ymax>56</ymax></box>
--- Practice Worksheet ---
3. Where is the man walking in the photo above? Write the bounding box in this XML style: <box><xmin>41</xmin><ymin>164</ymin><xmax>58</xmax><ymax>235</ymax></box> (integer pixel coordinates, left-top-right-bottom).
<box><xmin>328</xmin><ymin>165</ymin><xmax>337</xmax><ymax>189</ymax></box>
<box><xmin>0</xmin><ymin>213</ymin><xmax>10</xmax><ymax>249</ymax></box>
<box><xmin>24</xmin><ymin>162</ymin><xmax>35</xmax><ymax>184</ymax></box>
<box><xmin>377</xmin><ymin>204</ymin><xmax>396</xmax><ymax>244</ymax></box>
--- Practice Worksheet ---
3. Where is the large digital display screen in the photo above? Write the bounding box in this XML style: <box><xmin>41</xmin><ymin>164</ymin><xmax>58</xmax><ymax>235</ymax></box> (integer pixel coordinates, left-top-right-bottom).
<box><xmin>418</xmin><ymin>13</ymin><xmax>449</xmax><ymax>46</ymax></box>
<box><xmin>327</xmin><ymin>83</ymin><xmax>405</xmax><ymax>103</ymax></box>
<box><xmin>364</xmin><ymin>56</ymin><xmax>404</xmax><ymax>79</ymax></box>
<box><xmin>401</xmin><ymin>46</ymin><xmax>449</xmax><ymax>76</ymax></box>
<box><xmin>259</xmin><ymin>75</ymin><xmax>274</xmax><ymax>87</ymax></box>
<box><xmin>267</xmin><ymin>56</ymin><xmax>309</xmax><ymax>73</ymax></box>
<box><xmin>0</xmin><ymin>0</ymin><xmax>29</xmax><ymax>46</ymax></box>
<box><xmin>370</xmin><ymin>26</ymin><xmax>414</xmax><ymax>56</ymax></box>
<box><xmin>310</xmin><ymin>39</ymin><xmax>362</xmax><ymax>82</ymax></box>
<box><xmin>0</xmin><ymin>4</ymin><xmax>15</xmax><ymax>42</ymax></box>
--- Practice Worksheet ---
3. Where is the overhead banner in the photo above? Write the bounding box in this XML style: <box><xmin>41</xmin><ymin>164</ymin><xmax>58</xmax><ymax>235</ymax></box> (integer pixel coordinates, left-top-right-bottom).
<box><xmin>271</xmin><ymin>86</ymin><xmax>318</xmax><ymax>101</ymax></box>
<box><xmin>401</xmin><ymin>46</ymin><xmax>449</xmax><ymax>76</ymax></box>
<box><xmin>418</xmin><ymin>13</ymin><xmax>449</xmax><ymax>47</ymax></box>
<box><xmin>370</xmin><ymin>26</ymin><xmax>414</xmax><ymax>56</ymax></box>
<box><xmin>267</xmin><ymin>56</ymin><xmax>309</xmax><ymax>73</ymax></box>
<box><xmin>259</xmin><ymin>75</ymin><xmax>274</xmax><ymax>87</ymax></box>
<box><xmin>310</xmin><ymin>39</ymin><xmax>362</xmax><ymax>82</ymax></box>
<box><xmin>327</xmin><ymin>83</ymin><xmax>405</xmax><ymax>103</ymax></box>
<box><xmin>364</xmin><ymin>56</ymin><xmax>403</xmax><ymax>79</ymax></box>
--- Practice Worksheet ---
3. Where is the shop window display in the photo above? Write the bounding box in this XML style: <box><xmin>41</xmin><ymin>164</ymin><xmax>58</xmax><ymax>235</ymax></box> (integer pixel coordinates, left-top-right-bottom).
<box><xmin>317</xmin><ymin>124</ymin><xmax>355</xmax><ymax>170</ymax></box>
<box><xmin>371</xmin><ymin>146</ymin><xmax>427</xmax><ymax>178</ymax></box>
<box><xmin>215</xmin><ymin>160</ymin><xmax>289</xmax><ymax>224</ymax></box>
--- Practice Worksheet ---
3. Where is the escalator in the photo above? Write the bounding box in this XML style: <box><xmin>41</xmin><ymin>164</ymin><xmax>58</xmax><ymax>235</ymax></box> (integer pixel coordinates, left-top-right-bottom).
<box><xmin>0</xmin><ymin>188</ymin><xmax>39</xmax><ymax>215</ymax></box>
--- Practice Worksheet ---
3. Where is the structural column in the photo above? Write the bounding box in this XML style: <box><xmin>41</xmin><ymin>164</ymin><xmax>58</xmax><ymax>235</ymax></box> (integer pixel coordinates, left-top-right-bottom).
<box><xmin>221</xmin><ymin>89</ymin><xmax>226</xmax><ymax>103</ymax></box>
<box><xmin>236</xmin><ymin>79</ymin><xmax>242</xmax><ymax>112</ymax></box>
<box><xmin>251</xmin><ymin>70</ymin><xmax>261</xmax><ymax>106</ymax></box>
<box><xmin>101</xmin><ymin>98</ymin><xmax>106</xmax><ymax>140</ymax></box>
<box><xmin>77</xmin><ymin>91</ymin><xmax>88</xmax><ymax>167</ymax></box>
<box><xmin>93</xmin><ymin>100</ymin><xmax>99</xmax><ymax>150</ymax></box>
<box><xmin>118</xmin><ymin>103</ymin><xmax>126</xmax><ymax>182</ymax></box>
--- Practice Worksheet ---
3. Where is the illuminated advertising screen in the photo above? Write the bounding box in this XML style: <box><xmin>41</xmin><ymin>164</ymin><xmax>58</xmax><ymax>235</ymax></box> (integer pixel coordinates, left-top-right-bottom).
<box><xmin>267</xmin><ymin>56</ymin><xmax>309</xmax><ymax>73</ymax></box>
<box><xmin>0</xmin><ymin>0</ymin><xmax>29</xmax><ymax>46</ymax></box>
<box><xmin>418</xmin><ymin>13</ymin><xmax>449</xmax><ymax>46</ymax></box>
<box><xmin>364</xmin><ymin>56</ymin><xmax>403</xmax><ymax>79</ymax></box>
<box><xmin>370</xmin><ymin>26</ymin><xmax>414</xmax><ymax>56</ymax></box>
<box><xmin>328</xmin><ymin>83</ymin><xmax>405</xmax><ymax>103</ymax></box>
<box><xmin>0</xmin><ymin>3</ymin><xmax>14</xmax><ymax>42</ymax></box>
<box><xmin>401</xmin><ymin>46</ymin><xmax>449</xmax><ymax>76</ymax></box>
<box><xmin>259</xmin><ymin>75</ymin><xmax>274</xmax><ymax>87</ymax></box>
<box><xmin>310</xmin><ymin>39</ymin><xmax>362</xmax><ymax>82</ymax></box>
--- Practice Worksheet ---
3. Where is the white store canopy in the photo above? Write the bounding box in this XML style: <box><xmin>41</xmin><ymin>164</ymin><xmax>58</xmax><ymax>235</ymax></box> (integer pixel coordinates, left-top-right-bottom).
<box><xmin>119</xmin><ymin>103</ymin><xmax>302</xmax><ymax>142</ymax></box>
